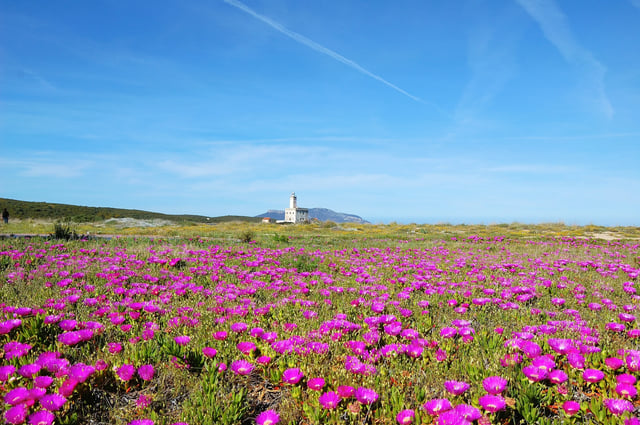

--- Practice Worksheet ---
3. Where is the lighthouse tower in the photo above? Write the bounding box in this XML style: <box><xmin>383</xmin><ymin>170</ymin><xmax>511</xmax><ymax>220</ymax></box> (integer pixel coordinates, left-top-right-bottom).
<box><xmin>284</xmin><ymin>192</ymin><xmax>309</xmax><ymax>223</ymax></box>
<box><xmin>289</xmin><ymin>192</ymin><xmax>297</xmax><ymax>209</ymax></box>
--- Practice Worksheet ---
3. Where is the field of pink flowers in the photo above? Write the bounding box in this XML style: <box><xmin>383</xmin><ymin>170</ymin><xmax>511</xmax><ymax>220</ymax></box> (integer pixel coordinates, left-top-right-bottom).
<box><xmin>1</xmin><ymin>234</ymin><xmax>639</xmax><ymax>424</ymax></box>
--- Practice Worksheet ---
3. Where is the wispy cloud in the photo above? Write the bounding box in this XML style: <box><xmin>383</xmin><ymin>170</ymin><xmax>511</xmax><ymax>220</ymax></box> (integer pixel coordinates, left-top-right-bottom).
<box><xmin>484</xmin><ymin>164</ymin><xmax>574</xmax><ymax>174</ymax></box>
<box><xmin>0</xmin><ymin>157</ymin><xmax>92</xmax><ymax>178</ymax></box>
<box><xmin>631</xmin><ymin>0</ymin><xmax>640</xmax><ymax>10</ymax></box>
<box><xmin>223</xmin><ymin>0</ymin><xmax>424</xmax><ymax>103</ymax></box>
<box><xmin>516</xmin><ymin>0</ymin><xmax>613</xmax><ymax>119</ymax></box>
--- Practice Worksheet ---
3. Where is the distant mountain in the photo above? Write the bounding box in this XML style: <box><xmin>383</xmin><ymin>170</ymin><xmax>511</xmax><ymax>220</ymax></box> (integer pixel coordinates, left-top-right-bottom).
<box><xmin>256</xmin><ymin>208</ymin><xmax>369</xmax><ymax>224</ymax></box>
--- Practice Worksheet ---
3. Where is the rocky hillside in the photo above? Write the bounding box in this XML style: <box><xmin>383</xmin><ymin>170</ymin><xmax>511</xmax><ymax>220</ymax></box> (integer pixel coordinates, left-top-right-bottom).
<box><xmin>256</xmin><ymin>208</ymin><xmax>369</xmax><ymax>224</ymax></box>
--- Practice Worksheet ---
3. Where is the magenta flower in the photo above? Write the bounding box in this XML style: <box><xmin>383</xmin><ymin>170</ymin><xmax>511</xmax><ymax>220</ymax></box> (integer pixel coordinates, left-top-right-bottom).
<box><xmin>444</xmin><ymin>380</ymin><xmax>470</xmax><ymax>396</ymax></box>
<box><xmin>255</xmin><ymin>409</ymin><xmax>279</xmax><ymax>425</ymax></box>
<box><xmin>237</xmin><ymin>341</ymin><xmax>257</xmax><ymax>355</ymax></box>
<box><xmin>405</xmin><ymin>343</ymin><xmax>424</xmax><ymax>359</ymax></box>
<box><xmin>605</xmin><ymin>357</ymin><xmax>624</xmax><ymax>369</ymax></box>
<box><xmin>136</xmin><ymin>394</ymin><xmax>153</xmax><ymax>409</ymax></box>
<box><xmin>4</xmin><ymin>404</ymin><xmax>28</xmax><ymax>425</ymax></box>
<box><xmin>34</xmin><ymin>376</ymin><xmax>54</xmax><ymax>388</ymax></box>
<box><xmin>39</xmin><ymin>393</ymin><xmax>67</xmax><ymax>411</ymax></box>
<box><xmin>337</xmin><ymin>385</ymin><xmax>355</xmax><ymax>398</ymax></box>
<box><xmin>435</xmin><ymin>349</ymin><xmax>447</xmax><ymax>362</ymax></box>
<box><xmin>4</xmin><ymin>387</ymin><xmax>30</xmax><ymax>405</ymax></box>
<box><xmin>282</xmin><ymin>368</ymin><xmax>303</xmax><ymax>384</ymax></box>
<box><xmin>547</xmin><ymin>338</ymin><xmax>575</xmax><ymax>355</ymax></box>
<box><xmin>108</xmin><ymin>342</ymin><xmax>123</xmax><ymax>354</ymax></box>
<box><xmin>174</xmin><ymin>335</ymin><xmax>190</xmax><ymax>346</ymax></box>
<box><xmin>453</xmin><ymin>404</ymin><xmax>482</xmax><ymax>421</ymax></box>
<box><xmin>423</xmin><ymin>398</ymin><xmax>452</xmax><ymax>415</ymax></box>
<box><xmin>617</xmin><ymin>373</ymin><xmax>636</xmax><ymax>385</ymax></box>
<box><xmin>307</xmin><ymin>377</ymin><xmax>325</xmax><ymax>391</ymax></box>
<box><xmin>522</xmin><ymin>365</ymin><xmax>548</xmax><ymax>382</ymax></box>
<box><xmin>562</xmin><ymin>400</ymin><xmax>580</xmax><ymax>416</ymax></box>
<box><xmin>230</xmin><ymin>322</ymin><xmax>248</xmax><ymax>333</ymax></box>
<box><xmin>567</xmin><ymin>352</ymin><xmax>585</xmax><ymax>369</ymax></box>
<box><xmin>69</xmin><ymin>363</ymin><xmax>95</xmax><ymax>383</ymax></box>
<box><xmin>128</xmin><ymin>420</ymin><xmax>154</xmax><ymax>425</ymax></box>
<box><xmin>256</xmin><ymin>356</ymin><xmax>271</xmax><ymax>365</ymax></box>
<box><xmin>202</xmin><ymin>347</ymin><xmax>217</xmax><ymax>358</ymax></box>
<box><xmin>482</xmin><ymin>376</ymin><xmax>507</xmax><ymax>394</ymax></box>
<box><xmin>604</xmin><ymin>398</ymin><xmax>634</xmax><ymax>415</ymax></box>
<box><xmin>318</xmin><ymin>391</ymin><xmax>341</xmax><ymax>409</ymax></box>
<box><xmin>28</xmin><ymin>410</ymin><xmax>55</xmax><ymax>425</ymax></box>
<box><xmin>548</xmin><ymin>369</ymin><xmax>568</xmax><ymax>385</ymax></box>
<box><xmin>58</xmin><ymin>378</ymin><xmax>79</xmax><ymax>397</ymax></box>
<box><xmin>212</xmin><ymin>331</ymin><xmax>228</xmax><ymax>340</ymax></box>
<box><xmin>436</xmin><ymin>410</ymin><xmax>470</xmax><ymax>425</ymax></box>
<box><xmin>0</xmin><ymin>364</ymin><xmax>16</xmax><ymax>381</ymax></box>
<box><xmin>582</xmin><ymin>368</ymin><xmax>605</xmax><ymax>383</ymax></box>
<box><xmin>230</xmin><ymin>360</ymin><xmax>254</xmax><ymax>376</ymax></box>
<box><xmin>396</xmin><ymin>409</ymin><xmax>415</xmax><ymax>424</ymax></box>
<box><xmin>355</xmin><ymin>387</ymin><xmax>379</xmax><ymax>405</ymax></box>
<box><xmin>616</xmin><ymin>383</ymin><xmax>637</xmax><ymax>398</ymax></box>
<box><xmin>18</xmin><ymin>363</ymin><xmax>41</xmax><ymax>378</ymax></box>
<box><xmin>58</xmin><ymin>331</ymin><xmax>83</xmax><ymax>346</ymax></box>
<box><xmin>479</xmin><ymin>394</ymin><xmax>506</xmax><ymax>413</ymax></box>
<box><xmin>117</xmin><ymin>364</ymin><xmax>136</xmax><ymax>381</ymax></box>
<box><xmin>138</xmin><ymin>364</ymin><xmax>155</xmax><ymax>381</ymax></box>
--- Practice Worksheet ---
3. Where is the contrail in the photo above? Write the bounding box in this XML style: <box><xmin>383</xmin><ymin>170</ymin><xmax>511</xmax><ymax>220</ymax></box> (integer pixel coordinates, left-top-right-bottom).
<box><xmin>223</xmin><ymin>0</ymin><xmax>423</xmax><ymax>103</ymax></box>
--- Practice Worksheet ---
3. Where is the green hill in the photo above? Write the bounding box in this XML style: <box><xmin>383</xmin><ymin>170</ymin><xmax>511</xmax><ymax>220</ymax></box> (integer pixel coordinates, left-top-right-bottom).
<box><xmin>0</xmin><ymin>198</ymin><xmax>260</xmax><ymax>224</ymax></box>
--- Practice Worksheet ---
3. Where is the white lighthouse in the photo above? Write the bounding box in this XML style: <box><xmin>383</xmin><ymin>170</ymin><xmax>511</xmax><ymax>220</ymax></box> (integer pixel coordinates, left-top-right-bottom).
<box><xmin>284</xmin><ymin>192</ymin><xmax>309</xmax><ymax>223</ymax></box>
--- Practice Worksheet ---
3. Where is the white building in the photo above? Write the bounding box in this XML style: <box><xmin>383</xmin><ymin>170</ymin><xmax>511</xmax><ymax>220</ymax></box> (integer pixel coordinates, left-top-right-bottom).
<box><xmin>284</xmin><ymin>192</ymin><xmax>309</xmax><ymax>223</ymax></box>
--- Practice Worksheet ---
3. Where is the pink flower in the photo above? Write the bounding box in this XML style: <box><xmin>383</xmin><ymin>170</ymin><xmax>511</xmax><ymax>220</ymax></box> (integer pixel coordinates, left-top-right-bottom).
<box><xmin>615</xmin><ymin>383</ymin><xmax>637</xmax><ymax>398</ymax></box>
<box><xmin>482</xmin><ymin>376</ymin><xmax>507</xmax><ymax>394</ymax></box>
<box><xmin>562</xmin><ymin>400</ymin><xmax>580</xmax><ymax>416</ymax></box>
<box><xmin>396</xmin><ymin>409</ymin><xmax>415</xmax><ymax>424</ymax></box>
<box><xmin>69</xmin><ymin>363</ymin><xmax>95</xmax><ymax>383</ymax></box>
<box><xmin>202</xmin><ymin>347</ymin><xmax>217</xmax><ymax>358</ymax></box>
<box><xmin>34</xmin><ymin>376</ymin><xmax>54</xmax><ymax>388</ymax></box>
<box><xmin>39</xmin><ymin>393</ymin><xmax>67</xmax><ymax>411</ymax></box>
<box><xmin>548</xmin><ymin>370</ymin><xmax>568</xmax><ymax>385</ymax></box>
<box><xmin>4</xmin><ymin>404</ymin><xmax>28</xmax><ymax>425</ymax></box>
<box><xmin>605</xmin><ymin>357</ymin><xmax>624</xmax><ymax>369</ymax></box>
<box><xmin>282</xmin><ymin>368</ymin><xmax>303</xmax><ymax>384</ymax></box>
<box><xmin>28</xmin><ymin>410</ymin><xmax>55</xmax><ymax>425</ymax></box>
<box><xmin>307</xmin><ymin>377</ymin><xmax>325</xmax><ymax>391</ymax></box>
<box><xmin>237</xmin><ymin>341</ymin><xmax>256</xmax><ymax>355</ymax></box>
<box><xmin>138</xmin><ymin>364</ymin><xmax>155</xmax><ymax>381</ymax></box>
<box><xmin>117</xmin><ymin>364</ymin><xmax>136</xmax><ymax>381</ymax></box>
<box><xmin>136</xmin><ymin>394</ymin><xmax>153</xmax><ymax>409</ymax></box>
<box><xmin>212</xmin><ymin>331</ymin><xmax>228</xmax><ymax>340</ymax></box>
<box><xmin>337</xmin><ymin>385</ymin><xmax>355</xmax><ymax>398</ymax></box>
<box><xmin>478</xmin><ymin>395</ymin><xmax>506</xmax><ymax>413</ymax></box>
<box><xmin>355</xmin><ymin>387</ymin><xmax>379</xmax><ymax>405</ymax></box>
<box><xmin>582</xmin><ymin>368</ymin><xmax>605</xmax><ymax>383</ymax></box>
<box><xmin>230</xmin><ymin>360</ymin><xmax>254</xmax><ymax>376</ymax></box>
<box><xmin>4</xmin><ymin>387</ymin><xmax>30</xmax><ymax>405</ymax></box>
<box><xmin>108</xmin><ymin>342</ymin><xmax>123</xmax><ymax>354</ymax></box>
<box><xmin>604</xmin><ymin>398</ymin><xmax>634</xmax><ymax>415</ymax></box>
<box><xmin>255</xmin><ymin>410</ymin><xmax>279</xmax><ymax>425</ymax></box>
<box><xmin>318</xmin><ymin>391</ymin><xmax>340</xmax><ymax>409</ymax></box>
<box><xmin>174</xmin><ymin>336</ymin><xmax>190</xmax><ymax>346</ymax></box>
<box><xmin>444</xmin><ymin>380</ymin><xmax>470</xmax><ymax>396</ymax></box>
<box><xmin>423</xmin><ymin>398</ymin><xmax>452</xmax><ymax>415</ymax></box>
<box><xmin>0</xmin><ymin>364</ymin><xmax>16</xmax><ymax>381</ymax></box>
<box><xmin>18</xmin><ymin>363</ymin><xmax>41</xmax><ymax>378</ymax></box>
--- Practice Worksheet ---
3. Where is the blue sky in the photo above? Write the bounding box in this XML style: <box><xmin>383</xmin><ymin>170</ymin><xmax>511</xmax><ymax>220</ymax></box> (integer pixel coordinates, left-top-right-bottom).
<box><xmin>1</xmin><ymin>0</ymin><xmax>639</xmax><ymax>225</ymax></box>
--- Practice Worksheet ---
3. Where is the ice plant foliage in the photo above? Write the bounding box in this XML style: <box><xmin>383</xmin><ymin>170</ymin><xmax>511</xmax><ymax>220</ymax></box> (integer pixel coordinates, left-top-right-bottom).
<box><xmin>1</xmin><ymin>234</ymin><xmax>640</xmax><ymax>423</ymax></box>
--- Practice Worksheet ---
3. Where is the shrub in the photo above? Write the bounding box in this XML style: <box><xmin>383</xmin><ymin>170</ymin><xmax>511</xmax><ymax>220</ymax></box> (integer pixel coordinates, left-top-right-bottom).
<box><xmin>51</xmin><ymin>221</ymin><xmax>78</xmax><ymax>240</ymax></box>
